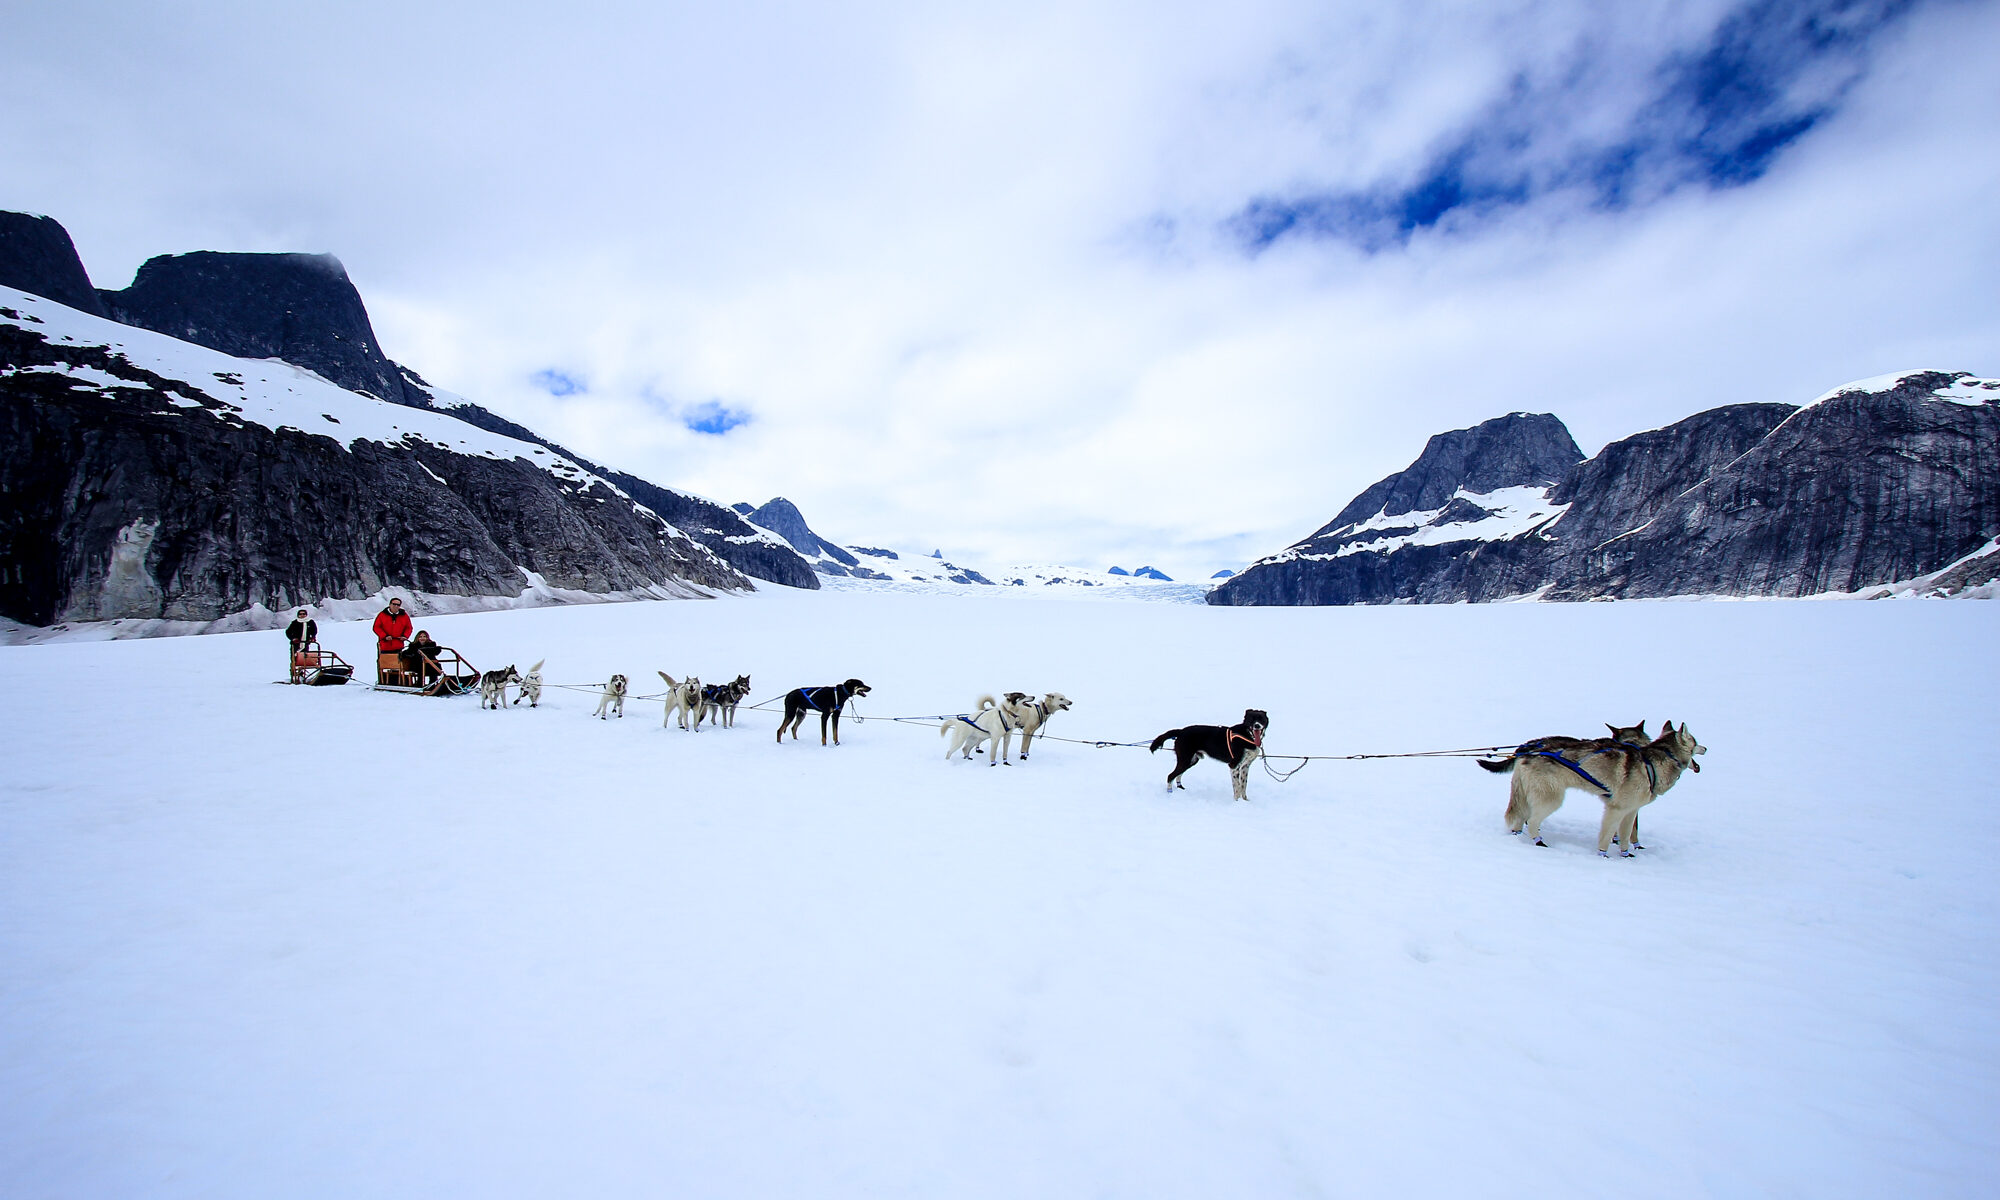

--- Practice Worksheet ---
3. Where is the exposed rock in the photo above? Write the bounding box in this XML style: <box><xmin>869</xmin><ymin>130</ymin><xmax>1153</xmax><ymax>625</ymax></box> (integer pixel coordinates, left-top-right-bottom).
<box><xmin>0</xmin><ymin>212</ymin><xmax>107</xmax><ymax>318</ymax></box>
<box><xmin>1552</xmin><ymin>374</ymin><xmax>2000</xmax><ymax>599</ymax></box>
<box><xmin>745</xmin><ymin>497</ymin><xmax>860</xmax><ymax>568</ymax></box>
<box><xmin>1</xmin><ymin>212</ymin><xmax>816</xmax><ymax>595</ymax></box>
<box><xmin>100</xmin><ymin>250</ymin><xmax>411</xmax><ymax>404</ymax></box>
<box><xmin>1211</xmin><ymin>374</ymin><xmax>1999</xmax><ymax>605</ymax></box>
<box><xmin>0</xmin><ymin>296</ymin><xmax>748</xmax><ymax>626</ymax></box>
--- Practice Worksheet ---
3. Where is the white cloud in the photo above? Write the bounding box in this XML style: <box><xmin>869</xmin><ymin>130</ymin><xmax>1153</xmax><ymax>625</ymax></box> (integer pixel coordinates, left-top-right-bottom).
<box><xmin>5</xmin><ymin>0</ymin><xmax>1996</xmax><ymax>583</ymax></box>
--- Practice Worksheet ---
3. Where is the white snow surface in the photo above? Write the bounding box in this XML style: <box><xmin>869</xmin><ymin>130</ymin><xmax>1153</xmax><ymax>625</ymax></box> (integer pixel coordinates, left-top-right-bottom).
<box><xmin>823</xmin><ymin>546</ymin><xmax>1211</xmax><ymax>601</ymax></box>
<box><xmin>1805</xmin><ymin>368</ymin><xmax>2000</xmax><ymax>407</ymax></box>
<box><xmin>3</xmin><ymin>588</ymin><xmax>1996</xmax><ymax>1198</ymax></box>
<box><xmin>1259</xmin><ymin>485</ymin><xmax>1566</xmax><ymax>566</ymax></box>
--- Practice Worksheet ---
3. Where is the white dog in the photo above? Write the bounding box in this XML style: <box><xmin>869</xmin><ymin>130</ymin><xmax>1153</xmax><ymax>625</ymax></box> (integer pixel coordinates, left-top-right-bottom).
<box><xmin>593</xmin><ymin>674</ymin><xmax>628</xmax><ymax>720</ymax></box>
<box><xmin>941</xmin><ymin>692</ymin><xmax>1037</xmax><ymax>766</ymax></box>
<box><xmin>512</xmin><ymin>660</ymin><xmax>545</xmax><ymax>708</ymax></box>
<box><xmin>657</xmin><ymin>672</ymin><xmax>705</xmax><ymax>730</ymax></box>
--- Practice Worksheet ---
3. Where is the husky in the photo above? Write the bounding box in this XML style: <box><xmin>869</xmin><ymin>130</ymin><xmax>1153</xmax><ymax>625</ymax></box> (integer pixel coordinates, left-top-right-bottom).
<box><xmin>512</xmin><ymin>660</ymin><xmax>545</xmax><ymax>708</ymax></box>
<box><xmin>1014</xmin><ymin>692</ymin><xmax>1072</xmax><ymax>760</ymax></box>
<box><xmin>778</xmin><ymin>679</ymin><xmax>871</xmax><ymax>746</ymax></box>
<box><xmin>1481</xmin><ymin>721</ymin><xmax>1707</xmax><ymax>855</ymax></box>
<box><xmin>940</xmin><ymin>692</ymin><xmax>1037</xmax><ymax>765</ymax></box>
<box><xmin>657</xmin><ymin>672</ymin><xmax>705</xmax><ymax>730</ymax></box>
<box><xmin>479</xmin><ymin>665</ymin><xmax>522</xmax><ymax>710</ymax></box>
<box><xmin>593</xmin><ymin>674</ymin><xmax>629</xmax><ymax>720</ymax></box>
<box><xmin>697</xmin><ymin>675</ymin><xmax>752</xmax><ymax>728</ymax></box>
<box><xmin>1149</xmin><ymin>709</ymin><xmax>1269</xmax><ymax>801</ymax></box>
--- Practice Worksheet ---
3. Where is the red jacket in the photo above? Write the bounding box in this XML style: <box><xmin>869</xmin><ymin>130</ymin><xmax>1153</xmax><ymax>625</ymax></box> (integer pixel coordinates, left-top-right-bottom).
<box><xmin>373</xmin><ymin>608</ymin><xmax>413</xmax><ymax>651</ymax></box>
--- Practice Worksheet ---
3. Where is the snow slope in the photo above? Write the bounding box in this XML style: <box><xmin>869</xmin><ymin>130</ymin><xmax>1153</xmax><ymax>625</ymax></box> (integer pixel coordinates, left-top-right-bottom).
<box><xmin>2</xmin><ymin>589</ymin><xmax>1995</xmax><ymax>1198</ymax></box>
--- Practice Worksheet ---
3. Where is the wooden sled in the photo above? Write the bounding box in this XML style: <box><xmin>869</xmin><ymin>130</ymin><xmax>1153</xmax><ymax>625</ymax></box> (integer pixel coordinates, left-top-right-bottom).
<box><xmin>375</xmin><ymin>647</ymin><xmax>479</xmax><ymax>696</ymax></box>
<box><xmin>287</xmin><ymin>642</ymin><xmax>354</xmax><ymax>686</ymax></box>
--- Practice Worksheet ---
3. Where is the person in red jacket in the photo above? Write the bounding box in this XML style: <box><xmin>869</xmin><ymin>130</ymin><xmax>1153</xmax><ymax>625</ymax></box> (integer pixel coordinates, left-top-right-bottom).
<box><xmin>373</xmin><ymin>597</ymin><xmax>413</xmax><ymax>653</ymax></box>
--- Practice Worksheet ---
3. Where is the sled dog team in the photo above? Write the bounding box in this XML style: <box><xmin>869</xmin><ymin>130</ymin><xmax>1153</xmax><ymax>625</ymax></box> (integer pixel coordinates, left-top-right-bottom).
<box><xmin>461</xmin><ymin>660</ymin><xmax>1710</xmax><ymax>856</ymax></box>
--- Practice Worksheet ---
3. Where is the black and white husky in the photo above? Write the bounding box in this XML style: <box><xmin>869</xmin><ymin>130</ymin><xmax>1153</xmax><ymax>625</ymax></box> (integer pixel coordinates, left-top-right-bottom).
<box><xmin>512</xmin><ymin>660</ymin><xmax>545</xmax><ymax>708</ymax></box>
<box><xmin>778</xmin><ymin>679</ymin><xmax>871</xmax><ymax>746</ymax></box>
<box><xmin>479</xmin><ymin>665</ymin><xmax>522</xmax><ymax>710</ymax></box>
<box><xmin>593</xmin><ymin>674</ymin><xmax>628</xmax><ymax>720</ymax></box>
<box><xmin>1149</xmin><ymin>709</ymin><xmax>1269</xmax><ymax>800</ymax></box>
<box><xmin>698</xmin><ymin>675</ymin><xmax>752</xmax><ymax>728</ymax></box>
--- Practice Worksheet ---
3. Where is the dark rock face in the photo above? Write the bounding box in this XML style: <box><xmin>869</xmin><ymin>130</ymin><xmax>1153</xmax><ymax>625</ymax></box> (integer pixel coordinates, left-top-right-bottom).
<box><xmin>1</xmin><ymin>211</ymin><xmax>817</xmax><ymax>599</ymax></box>
<box><xmin>1212</xmin><ymin>376</ymin><xmax>2000</xmax><ymax>605</ymax></box>
<box><xmin>744</xmin><ymin>497</ymin><xmax>861</xmax><ymax>573</ymax></box>
<box><xmin>1553</xmin><ymin>375</ymin><xmax>2000</xmax><ymax>599</ymax></box>
<box><xmin>1321</xmin><ymin>412</ymin><xmax>1582</xmax><ymax>531</ymax></box>
<box><xmin>100</xmin><ymin>251</ymin><xmax>412</xmax><ymax>404</ymax></box>
<box><xmin>0</xmin><ymin>304</ymin><xmax>750</xmax><ymax>626</ymax></box>
<box><xmin>0</xmin><ymin>212</ymin><xmax>107</xmax><ymax>318</ymax></box>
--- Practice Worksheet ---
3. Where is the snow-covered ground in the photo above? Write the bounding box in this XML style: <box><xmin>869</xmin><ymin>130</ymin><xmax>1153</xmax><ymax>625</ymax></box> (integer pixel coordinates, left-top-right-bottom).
<box><xmin>2</xmin><ymin>586</ymin><xmax>1996</xmax><ymax>1198</ymax></box>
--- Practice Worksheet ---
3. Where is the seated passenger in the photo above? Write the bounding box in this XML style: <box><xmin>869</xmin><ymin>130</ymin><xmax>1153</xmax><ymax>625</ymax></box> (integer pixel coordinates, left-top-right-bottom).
<box><xmin>401</xmin><ymin>630</ymin><xmax>445</xmax><ymax>682</ymax></box>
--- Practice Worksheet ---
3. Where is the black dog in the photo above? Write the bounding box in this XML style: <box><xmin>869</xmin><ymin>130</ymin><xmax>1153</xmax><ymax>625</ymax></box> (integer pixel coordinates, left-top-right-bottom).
<box><xmin>1149</xmin><ymin>709</ymin><xmax>1269</xmax><ymax>800</ymax></box>
<box><xmin>777</xmin><ymin>679</ymin><xmax>872</xmax><ymax>746</ymax></box>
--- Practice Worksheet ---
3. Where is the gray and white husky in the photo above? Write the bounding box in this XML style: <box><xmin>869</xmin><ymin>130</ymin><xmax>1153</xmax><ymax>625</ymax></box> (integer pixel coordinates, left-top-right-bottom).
<box><xmin>479</xmin><ymin>665</ymin><xmax>522</xmax><ymax>710</ymax></box>
<box><xmin>1482</xmin><ymin>721</ymin><xmax>1706</xmax><ymax>855</ymax></box>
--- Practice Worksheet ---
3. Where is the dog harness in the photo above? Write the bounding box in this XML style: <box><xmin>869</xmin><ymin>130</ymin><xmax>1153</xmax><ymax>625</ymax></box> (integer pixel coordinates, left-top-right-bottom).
<box><xmin>1226</xmin><ymin>726</ymin><xmax>1264</xmax><ymax>756</ymax></box>
<box><xmin>1515</xmin><ymin>738</ymin><xmax>1613</xmax><ymax>795</ymax></box>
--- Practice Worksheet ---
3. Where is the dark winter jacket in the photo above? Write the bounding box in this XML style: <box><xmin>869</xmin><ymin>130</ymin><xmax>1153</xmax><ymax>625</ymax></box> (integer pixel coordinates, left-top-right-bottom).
<box><xmin>286</xmin><ymin>618</ymin><xmax>318</xmax><ymax>647</ymax></box>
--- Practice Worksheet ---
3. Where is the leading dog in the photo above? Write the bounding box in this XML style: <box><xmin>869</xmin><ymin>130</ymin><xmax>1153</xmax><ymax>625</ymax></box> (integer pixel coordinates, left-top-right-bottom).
<box><xmin>940</xmin><ymin>692</ymin><xmax>1037</xmax><ymax>765</ymax></box>
<box><xmin>1482</xmin><ymin>721</ymin><xmax>1706</xmax><ymax>855</ymax></box>
<box><xmin>479</xmin><ymin>665</ymin><xmax>522</xmax><ymax>710</ymax></box>
<box><xmin>593</xmin><ymin>674</ymin><xmax>629</xmax><ymax>720</ymax></box>
<box><xmin>657</xmin><ymin>672</ymin><xmax>705</xmax><ymax>730</ymax></box>
<box><xmin>1149</xmin><ymin>709</ymin><xmax>1269</xmax><ymax>801</ymax></box>
<box><xmin>778</xmin><ymin>679</ymin><xmax>871</xmax><ymax>746</ymax></box>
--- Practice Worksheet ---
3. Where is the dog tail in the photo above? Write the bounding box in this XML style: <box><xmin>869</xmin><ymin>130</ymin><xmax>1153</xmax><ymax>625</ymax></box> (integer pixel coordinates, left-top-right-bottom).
<box><xmin>1149</xmin><ymin>729</ymin><xmax>1179</xmax><ymax>754</ymax></box>
<box><xmin>659</xmin><ymin>671</ymin><xmax>678</xmax><ymax>686</ymax></box>
<box><xmin>976</xmin><ymin>694</ymin><xmax>996</xmax><ymax>712</ymax></box>
<box><xmin>1477</xmin><ymin>756</ymin><xmax>1517</xmax><ymax>774</ymax></box>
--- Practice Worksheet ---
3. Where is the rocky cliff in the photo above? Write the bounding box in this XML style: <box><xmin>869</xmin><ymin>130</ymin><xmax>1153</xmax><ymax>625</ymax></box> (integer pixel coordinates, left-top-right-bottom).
<box><xmin>13</xmin><ymin>215</ymin><xmax>814</xmax><ymax>591</ymax></box>
<box><xmin>0</xmin><ymin>212</ymin><xmax>820</xmax><ymax>627</ymax></box>
<box><xmin>1211</xmin><ymin>373</ymin><xmax>2000</xmax><ymax>605</ymax></box>
<box><xmin>0</xmin><ymin>211</ymin><xmax>108</xmax><ymax>319</ymax></box>
<box><xmin>0</xmin><ymin>284</ymin><xmax>754</xmax><ymax>626</ymax></box>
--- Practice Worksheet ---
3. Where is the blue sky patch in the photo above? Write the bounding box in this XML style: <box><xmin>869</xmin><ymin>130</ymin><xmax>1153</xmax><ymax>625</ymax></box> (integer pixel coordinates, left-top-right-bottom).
<box><xmin>531</xmin><ymin>368</ymin><xmax>587</xmax><ymax>396</ymax></box>
<box><xmin>1232</xmin><ymin>0</ymin><xmax>1930</xmax><ymax>253</ymax></box>
<box><xmin>684</xmin><ymin>400</ymin><xmax>751</xmax><ymax>436</ymax></box>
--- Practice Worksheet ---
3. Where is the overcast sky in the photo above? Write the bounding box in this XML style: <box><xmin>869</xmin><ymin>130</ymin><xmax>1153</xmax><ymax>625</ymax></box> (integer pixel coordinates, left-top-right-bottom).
<box><xmin>7</xmin><ymin>0</ymin><xmax>1997</xmax><ymax>580</ymax></box>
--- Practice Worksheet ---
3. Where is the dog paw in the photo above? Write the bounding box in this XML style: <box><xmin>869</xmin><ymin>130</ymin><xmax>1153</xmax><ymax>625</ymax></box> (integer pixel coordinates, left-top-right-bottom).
<box><xmin>1533</xmin><ymin>838</ymin><xmax>1547</xmax><ymax>847</ymax></box>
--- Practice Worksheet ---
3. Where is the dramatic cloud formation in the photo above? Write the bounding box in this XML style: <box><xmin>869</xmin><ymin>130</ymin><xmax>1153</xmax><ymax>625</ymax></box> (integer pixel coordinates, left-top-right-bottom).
<box><xmin>5</xmin><ymin>0</ymin><xmax>1995</xmax><ymax>580</ymax></box>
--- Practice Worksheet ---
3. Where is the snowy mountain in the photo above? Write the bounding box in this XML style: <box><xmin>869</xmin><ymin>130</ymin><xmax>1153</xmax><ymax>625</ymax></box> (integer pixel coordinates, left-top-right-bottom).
<box><xmin>1211</xmin><ymin>372</ymin><xmax>2000</xmax><ymax>605</ymax></box>
<box><xmin>736</xmin><ymin>496</ymin><xmax>1206</xmax><ymax>599</ymax></box>
<box><xmin>0</xmin><ymin>212</ymin><xmax>820</xmax><ymax>631</ymax></box>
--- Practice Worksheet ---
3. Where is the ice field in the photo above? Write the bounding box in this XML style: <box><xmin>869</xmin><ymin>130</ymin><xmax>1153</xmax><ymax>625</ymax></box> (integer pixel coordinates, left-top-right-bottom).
<box><xmin>3</xmin><ymin>585</ymin><xmax>1996</xmax><ymax>1198</ymax></box>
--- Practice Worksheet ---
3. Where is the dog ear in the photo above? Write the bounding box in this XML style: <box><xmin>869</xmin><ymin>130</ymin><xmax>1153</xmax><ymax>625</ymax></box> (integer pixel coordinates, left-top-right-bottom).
<box><xmin>1659</xmin><ymin>719</ymin><xmax>1675</xmax><ymax>736</ymax></box>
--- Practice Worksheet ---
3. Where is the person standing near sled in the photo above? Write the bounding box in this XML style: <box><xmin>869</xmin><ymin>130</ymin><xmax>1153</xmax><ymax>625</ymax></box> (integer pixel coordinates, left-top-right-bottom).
<box><xmin>373</xmin><ymin>596</ymin><xmax>412</xmax><ymax>654</ymax></box>
<box><xmin>285</xmin><ymin>607</ymin><xmax>319</xmax><ymax>683</ymax></box>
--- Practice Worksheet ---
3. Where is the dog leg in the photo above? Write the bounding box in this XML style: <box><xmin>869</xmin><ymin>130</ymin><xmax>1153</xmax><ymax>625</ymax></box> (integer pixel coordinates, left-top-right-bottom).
<box><xmin>1597</xmin><ymin>802</ymin><xmax>1631</xmax><ymax>856</ymax></box>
